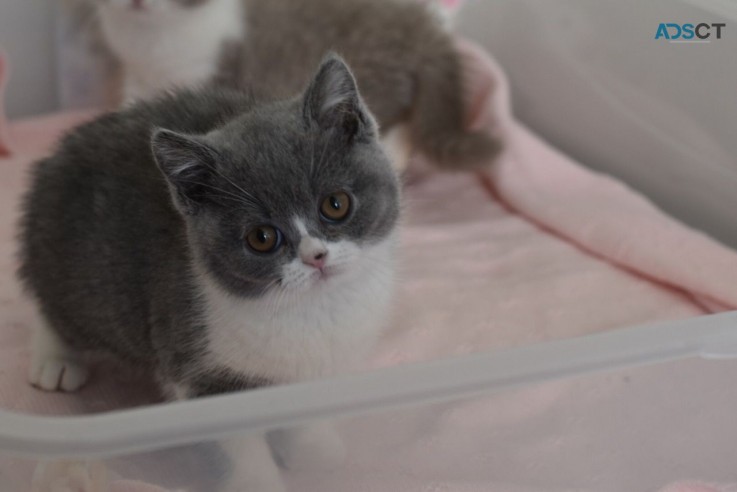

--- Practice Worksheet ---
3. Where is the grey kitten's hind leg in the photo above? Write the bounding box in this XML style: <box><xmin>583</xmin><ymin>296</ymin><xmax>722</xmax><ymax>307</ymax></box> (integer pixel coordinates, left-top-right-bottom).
<box><xmin>410</xmin><ymin>43</ymin><xmax>502</xmax><ymax>170</ymax></box>
<box><xmin>28</xmin><ymin>306</ymin><xmax>89</xmax><ymax>392</ymax></box>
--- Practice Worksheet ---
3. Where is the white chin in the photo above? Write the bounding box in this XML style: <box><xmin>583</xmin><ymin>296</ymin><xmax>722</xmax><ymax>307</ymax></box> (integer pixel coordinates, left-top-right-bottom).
<box><xmin>306</xmin><ymin>272</ymin><xmax>330</xmax><ymax>289</ymax></box>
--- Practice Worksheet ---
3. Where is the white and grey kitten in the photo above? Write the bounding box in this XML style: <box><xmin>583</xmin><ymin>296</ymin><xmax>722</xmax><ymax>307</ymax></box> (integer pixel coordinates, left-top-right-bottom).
<box><xmin>19</xmin><ymin>56</ymin><xmax>400</xmax><ymax>491</ymax></box>
<box><xmin>88</xmin><ymin>0</ymin><xmax>500</xmax><ymax>171</ymax></box>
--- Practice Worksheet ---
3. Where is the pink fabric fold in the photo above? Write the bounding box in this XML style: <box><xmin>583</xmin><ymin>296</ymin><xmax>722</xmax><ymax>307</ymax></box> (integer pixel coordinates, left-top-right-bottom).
<box><xmin>455</xmin><ymin>39</ymin><xmax>737</xmax><ymax>312</ymax></box>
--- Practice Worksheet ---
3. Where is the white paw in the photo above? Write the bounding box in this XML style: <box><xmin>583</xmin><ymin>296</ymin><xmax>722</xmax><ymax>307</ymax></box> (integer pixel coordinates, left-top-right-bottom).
<box><xmin>222</xmin><ymin>435</ymin><xmax>286</xmax><ymax>492</ymax></box>
<box><xmin>271</xmin><ymin>423</ymin><xmax>347</xmax><ymax>472</ymax></box>
<box><xmin>28</xmin><ymin>311</ymin><xmax>89</xmax><ymax>393</ymax></box>
<box><xmin>31</xmin><ymin>461</ymin><xmax>107</xmax><ymax>492</ymax></box>
<box><xmin>29</xmin><ymin>358</ymin><xmax>89</xmax><ymax>392</ymax></box>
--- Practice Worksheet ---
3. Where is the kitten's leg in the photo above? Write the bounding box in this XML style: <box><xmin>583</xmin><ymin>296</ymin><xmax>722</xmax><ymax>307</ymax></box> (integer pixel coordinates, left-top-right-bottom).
<box><xmin>28</xmin><ymin>308</ymin><xmax>89</xmax><ymax>392</ymax></box>
<box><xmin>170</xmin><ymin>379</ymin><xmax>286</xmax><ymax>492</ymax></box>
<box><xmin>381</xmin><ymin>123</ymin><xmax>414</xmax><ymax>174</ymax></box>
<box><xmin>221</xmin><ymin>436</ymin><xmax>286</xmax><ymax>492</ymax></box>
<box><xmin>269</xmin><ymin>421</ymin><xmax>347</xmax><ymax>472</ymax></box>
<box><xmin>181</xmin><ymin>372</ymin><xmax>347</xmax><ymax>473</ymax></box>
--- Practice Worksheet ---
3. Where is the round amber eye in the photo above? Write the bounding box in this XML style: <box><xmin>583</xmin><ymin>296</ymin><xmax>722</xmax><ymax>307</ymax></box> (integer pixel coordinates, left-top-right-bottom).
<box><xmin>320</xmin><ymin>192</ymin><xmax>351</xmax><ymax>222</ymax></box>
<box><xmin>246</xmin><ymin>226</ymin><xmax>282</xmax><ymax>253</ymax></box>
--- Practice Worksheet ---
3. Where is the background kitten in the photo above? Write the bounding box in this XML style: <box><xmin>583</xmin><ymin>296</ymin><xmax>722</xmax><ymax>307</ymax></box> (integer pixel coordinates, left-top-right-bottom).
<box><xmin>19</xmin><ymin>56</ymin><xmax>400</xmax><ymax>490</ymax></box>
<box><xmin>58</xmin><ymin>0</ymin><xmax>124</xmax><ymax>109</ymax></box>
<box><xmin>87</xmin><ymin>0</ymin><xmax>500</xmax><ymax>170</ymax></box>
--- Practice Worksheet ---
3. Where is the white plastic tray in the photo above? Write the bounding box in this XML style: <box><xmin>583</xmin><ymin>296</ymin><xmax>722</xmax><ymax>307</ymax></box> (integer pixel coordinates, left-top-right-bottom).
<box><xmin>1</xmin><ymin>312</ymin><xmax>737</xmax><ymax>492</ymax></box>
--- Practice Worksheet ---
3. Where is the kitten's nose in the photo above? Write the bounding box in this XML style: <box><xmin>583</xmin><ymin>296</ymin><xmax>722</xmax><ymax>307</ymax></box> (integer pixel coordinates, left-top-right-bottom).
<box><xmin>299</xmin><ymin>237</ymin><xmax>328</xmax><ymax>270</ymax></box>
<box><xmin>131</xmin><ymin>0</ymin><xmax>145</xmax><ymax>9</ymax></box>
<box><xmin>303</xmin><ymin>251</ymin><xmax>328</xmax><ymax>270</ymax></box>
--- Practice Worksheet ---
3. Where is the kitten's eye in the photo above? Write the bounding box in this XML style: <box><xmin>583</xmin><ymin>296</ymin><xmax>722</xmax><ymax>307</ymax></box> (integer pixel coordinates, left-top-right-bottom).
<box><xmin>246</xmin><ymin>226</ymin><xmax>282</xmax><ymax>254</ymax></box>
<box><xmin>320</xmin><ymin>192</ymin><xmax>351</xmax><ymax>222</ymax></box>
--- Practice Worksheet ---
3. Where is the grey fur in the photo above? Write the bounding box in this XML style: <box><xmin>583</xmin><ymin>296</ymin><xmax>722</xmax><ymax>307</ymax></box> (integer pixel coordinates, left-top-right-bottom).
<box><xmin>17</xmin><ymin>56</ymin><xmax>400</xmax><ymax>398</ymax></box>
<box><xmin>89</xmin><ymin>0</ymin><xmax>501</xmax><ymax>169</ymax></box>
<box><xmin>226</xmin><ymin>0</ymin><xmax>501</xmax><ymax>169</ymax></box>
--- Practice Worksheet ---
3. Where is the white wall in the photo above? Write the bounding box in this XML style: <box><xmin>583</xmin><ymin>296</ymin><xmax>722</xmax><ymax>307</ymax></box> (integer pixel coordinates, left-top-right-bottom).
<box><xmin>0</xmin><ymin>0</ymin><xmax>59</xmax><ymax>118</ymax></box>
<box><xmin>458</xmin><ymin>0</ymin><xmax>737</xmax><ymax>248</ymax></box>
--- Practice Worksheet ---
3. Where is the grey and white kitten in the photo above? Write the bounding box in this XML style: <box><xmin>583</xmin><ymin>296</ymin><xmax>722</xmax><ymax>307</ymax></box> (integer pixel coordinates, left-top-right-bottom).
<box><xmin>88</xmin><ymin>0</ymin><xmax>500</xmax><ymax>170</ymax></box>
<box><xmin>19</xmin><ymin>56</ymin><xmax>400</xmax><ymax>491</ymax></box>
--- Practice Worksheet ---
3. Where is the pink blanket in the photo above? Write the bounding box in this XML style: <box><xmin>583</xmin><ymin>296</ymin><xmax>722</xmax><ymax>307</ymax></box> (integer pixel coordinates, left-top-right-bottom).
<box><xmin>1</xmin><ymin>41</ymin><xmax>737</xmax><ymax>492</ymax></box>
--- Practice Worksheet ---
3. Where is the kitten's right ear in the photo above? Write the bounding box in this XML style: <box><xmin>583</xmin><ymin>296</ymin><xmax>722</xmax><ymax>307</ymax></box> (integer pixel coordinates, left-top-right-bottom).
<box><xmin>302</xmin><ymin>53</ymin><xmax>377</xmax><ymax>140</ymax></box>
<box><xmin>152</xmin><ymin>128</ymin><xmax>217</xmax><ymax>215</ymax></box>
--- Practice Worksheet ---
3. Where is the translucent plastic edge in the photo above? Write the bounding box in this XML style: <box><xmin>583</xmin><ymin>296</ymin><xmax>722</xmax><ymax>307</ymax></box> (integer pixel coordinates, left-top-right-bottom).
<box><xmin>1</xmin><ymin>312</ymin><xmax>736</xmax><ymax>459</ymax></box>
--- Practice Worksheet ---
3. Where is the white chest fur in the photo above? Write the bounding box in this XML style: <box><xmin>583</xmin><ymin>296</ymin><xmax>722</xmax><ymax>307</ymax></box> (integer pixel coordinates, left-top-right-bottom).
<box><xmin>199</xmin><ymin>236</ymin><xmax>397</xmax><ymax>383</ymax></box>
<box><xmin>98</xmin><ymin>0</ymin><xmax>244</xmax><ymax>101</ymax></box>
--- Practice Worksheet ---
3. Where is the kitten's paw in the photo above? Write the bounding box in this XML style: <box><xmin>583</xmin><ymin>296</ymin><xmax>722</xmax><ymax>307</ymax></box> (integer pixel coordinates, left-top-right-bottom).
<box><xmin>29</xmin><ymin>358</ymin><xmax>89</xmax><ymax>392</ymax></box>
<box><xmin>223</xmin><ymin>435</ymin><xmax>286</xmax><ymax>492</ymax></box>
<box><xmin>28</xmin><ymin>312</ymin><xmax>89</xmax><ymax>392</ymax></box>
<box><xmin>31</xmin><ymin>461</ymin><xmax>107</xmax><ymax>492</ymax></box>
<box><xmin>271</xmin><ymin>423</ymin><xmax>346</xmax><ymax>472</ymax></box>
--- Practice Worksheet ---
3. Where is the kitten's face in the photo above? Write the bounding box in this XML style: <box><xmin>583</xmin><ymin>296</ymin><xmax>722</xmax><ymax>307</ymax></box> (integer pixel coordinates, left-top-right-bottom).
<box><xmin>153</xmin><ymin>57</ymin><xmax>401</xmax><ymax>297</ymax></box>
<box><xmin>97</xmin><ymin>0</ymin><xmax>210</xmax><ymax>14</ymax></box>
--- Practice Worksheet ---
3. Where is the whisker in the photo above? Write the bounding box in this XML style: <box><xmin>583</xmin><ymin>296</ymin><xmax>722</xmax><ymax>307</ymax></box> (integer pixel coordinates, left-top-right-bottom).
<box><xmin>196</xmin><ymin>159</ymin><xmax>261</xmax><ymax>207</ymax></box>
<box><xmin>314</xmin><ymin>137</ymin><xmax>335</xmax><ymax>176</ymax></box>
<box><xmin>319</xmin><ymin>146</ymin><xmax>342</xmax><ymax>173</ymax></box>
<box><xmin>177</xmin><ymin>180</ymin><xmax>250</xmax><ymax>201</ymax></box>
<box><xmin>177</xmin><ymin>180</ymin><xmax>255</xmax><ymax>208</ymax></box>
<box><xmin>309</xmin><ymin>136</ymin><xmax>317</xmax><ymax>178</ymax></box>
<box><xmin>269</xmin><ymin>283</ymin><xmax>295</xmax><ymax>318</ymax></box>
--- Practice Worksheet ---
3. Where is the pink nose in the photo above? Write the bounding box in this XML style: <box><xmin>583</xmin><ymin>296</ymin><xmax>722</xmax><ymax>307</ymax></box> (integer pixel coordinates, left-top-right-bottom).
<box><xmin>302</xmin><ymin>251</ymin><xmax>327</xmax><ymax>270</ymax></box>
<box><xmin>131</xmin><ymin>0</ymin><xmax>144</xmax><ymax>9</ymax></box>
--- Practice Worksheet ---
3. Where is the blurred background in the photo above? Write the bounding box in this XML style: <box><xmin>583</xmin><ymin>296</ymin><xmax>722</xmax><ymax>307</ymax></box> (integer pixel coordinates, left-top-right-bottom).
<box><xmin>1</xmin><ymin>0</ymin><xmax>736</xmax><ymax>248</ymax></box>
<box><xmin>1</xmin><ymin>0</ymin><xmax>59</xmax><ymax>118</ymax></box>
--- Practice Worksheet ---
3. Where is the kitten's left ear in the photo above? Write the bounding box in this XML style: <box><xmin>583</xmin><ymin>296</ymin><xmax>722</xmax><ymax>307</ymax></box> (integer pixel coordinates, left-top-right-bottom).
<box><xmin>303</xmin><ymin>53</ymin><xmax>377</xmax><ymax>140</ymax></box>
<box><xmin>152</xmin><ymin>128</ymin><xmax>218</xmax><ymax>215</ymax></box>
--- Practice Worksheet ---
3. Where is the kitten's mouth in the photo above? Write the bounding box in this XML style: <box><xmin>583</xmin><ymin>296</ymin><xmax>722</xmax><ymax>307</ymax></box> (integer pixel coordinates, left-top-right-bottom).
<box><xmin>278</xmin><ymin>265</ymin><xmax>350</xmax><ymax>292</ymax></box>
<box><xmin>316</xmin><ymin>265</ymin><xmax>346</xmax><ymax>282</ymax></box>
<box><xmin>303</xmin><ymin>266</ymin><xmax>334</xmax><ymax>285</ymax></box>
<box><xmin>313</xmin><ymin>269</ymin><xmax>331</xmax><ymax>283</ymax></box>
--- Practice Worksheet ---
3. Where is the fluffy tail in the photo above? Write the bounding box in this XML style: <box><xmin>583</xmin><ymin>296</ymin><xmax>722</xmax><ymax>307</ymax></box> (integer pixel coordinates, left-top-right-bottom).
<box><xmin>409</xmin><ymin>47</ymin><xmax>501</xmax><ymax>170</ymax></box>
